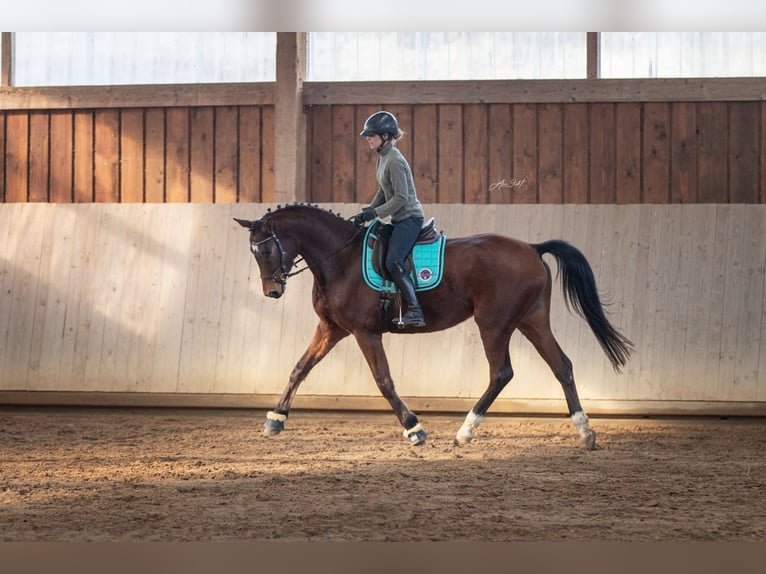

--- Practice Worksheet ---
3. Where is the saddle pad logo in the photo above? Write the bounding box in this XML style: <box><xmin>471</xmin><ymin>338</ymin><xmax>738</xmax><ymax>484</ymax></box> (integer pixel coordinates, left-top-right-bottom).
<box><xmin>417</xmin><ymin>268</ymin><xmax>434</xmax><ymax>282</ymax></box>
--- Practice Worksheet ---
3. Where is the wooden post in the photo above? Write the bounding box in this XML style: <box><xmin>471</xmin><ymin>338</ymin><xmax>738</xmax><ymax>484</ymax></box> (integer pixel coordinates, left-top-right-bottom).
<box><xmin>1</xmin><ymin>33</ymin><xmax>13</xmax><ymax>86</ymax></box>
<box><xmin>274</xmin><ymin>32</ymin><xmax>307</xmax><ymax>203</ymax></box>
<box><xmin>587</xmin><ymin>32</ymin><xmax>600</xmax><ymax>80</ymax></box>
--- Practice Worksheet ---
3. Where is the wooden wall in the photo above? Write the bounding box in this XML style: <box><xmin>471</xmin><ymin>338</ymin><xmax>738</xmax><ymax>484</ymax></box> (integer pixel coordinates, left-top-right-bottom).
<box><xmin>1</xmin><ymin>203</ymin><xmax>765</xmax><ymax>416</ymax></box>
<box><xmin>306</xmin><ymin>101</ymin><xmax>766</xmax><ymax>205</ymax></box>
<box><xmin>0</xmin><ymin>105</ymin><xmax>275</xmax><ymax>203</ymax></box>
<box><xmin>3</xmin><ymin>83</ymin><xmax>765</xmax><ymax>207</ymax></box>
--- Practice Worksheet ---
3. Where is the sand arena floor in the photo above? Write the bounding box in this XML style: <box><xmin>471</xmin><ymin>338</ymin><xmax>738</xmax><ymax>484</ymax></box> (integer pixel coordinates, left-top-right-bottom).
<box><xmin>1</xmin><ymin>407</ymin><xmax>764</xmax><ymax>541</ymax></box>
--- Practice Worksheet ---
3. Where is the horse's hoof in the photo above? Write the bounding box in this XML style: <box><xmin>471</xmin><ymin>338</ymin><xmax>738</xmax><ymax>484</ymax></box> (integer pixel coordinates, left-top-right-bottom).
<box><xmin>403</xmin><ymin>423</ymin><xmax>427</xmax><ymax>446</ymax></box>
<box><xmin>407</xmin><ymin>429</ymin><xmax>427</xmax><ymax>446</ymax></box>
<box><xmin>263</xmin><ymin>411</ymin><xmax>286</xmax><ymax>437</ymax></box>
<box><xmin>263</xmin><ymin>419</ymin><xmax>283</xmax><ymax>436</ymax></box>
<box><xmin>453</xmin><ymin>433</ymin><xmax>472</xmax><ymax>447</ymax></box>
<box><xmin>583</xmin><ymin>429</ymin><xmax>597</xmax><ymax>450</ymax></box>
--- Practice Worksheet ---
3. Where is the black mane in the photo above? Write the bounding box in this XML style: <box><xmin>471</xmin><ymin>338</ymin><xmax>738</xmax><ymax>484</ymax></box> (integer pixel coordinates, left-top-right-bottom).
<box><xmin>263</xmin><ymin>203</ymin><xmax>355</xmax><ymax>230</ymax></box>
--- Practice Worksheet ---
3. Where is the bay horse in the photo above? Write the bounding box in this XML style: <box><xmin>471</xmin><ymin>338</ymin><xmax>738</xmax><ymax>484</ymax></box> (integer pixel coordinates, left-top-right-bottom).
<box><xmin>234</xmin><ymin>204</ymin><xmax>633</xmax><ymax>450</ymax></box>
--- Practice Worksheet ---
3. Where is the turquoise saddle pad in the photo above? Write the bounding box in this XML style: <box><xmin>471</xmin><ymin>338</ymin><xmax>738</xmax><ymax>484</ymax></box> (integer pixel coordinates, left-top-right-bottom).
<box><xmin>362</xmin><ymin>220</ymin><xmax>447</xmax><ymax>293</ymax></box>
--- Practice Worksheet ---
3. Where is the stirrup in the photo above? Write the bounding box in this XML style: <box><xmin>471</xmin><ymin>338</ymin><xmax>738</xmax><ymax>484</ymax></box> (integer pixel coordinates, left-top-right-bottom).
<box><xmin>394</xmin><ymin>307</ymin><xmax>426</xmax><ymax>329</ymax></box>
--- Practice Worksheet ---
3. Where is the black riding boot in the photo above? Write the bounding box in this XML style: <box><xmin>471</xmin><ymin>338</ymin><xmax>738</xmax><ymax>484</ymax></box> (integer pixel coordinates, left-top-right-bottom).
<box><xmin>390</xmin><ymin>264</ymin><xmax>426</xmax><ymax>328</ymax></box>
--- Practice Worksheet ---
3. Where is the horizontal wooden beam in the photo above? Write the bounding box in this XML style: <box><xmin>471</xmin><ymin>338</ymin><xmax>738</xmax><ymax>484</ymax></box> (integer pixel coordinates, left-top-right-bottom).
<box><xmin>1</xmin><ymin>392</ymin><xmax>764</xmax><ymax>417</ymax></box>
<box><xmin>0</xmin><ymin>82</ymin><xmax>275</xmax><ymax>110</ymax></box>
<box><xmin>2</xmin><ymin>77</ymin><xmax>765</xmax><ymax>111</ymax></box>
<box><xmin>303</xmin><ymin>77</ymin><xmax>766</xmax><ymax>105</ymax></box>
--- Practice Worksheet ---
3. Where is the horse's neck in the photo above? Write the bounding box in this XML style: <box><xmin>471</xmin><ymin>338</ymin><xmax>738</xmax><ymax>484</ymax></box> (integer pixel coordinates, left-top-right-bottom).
<box><xmin>283</xmin><ymin>217</ymin><xmax>356</xmax><ymax>274</ymax></box>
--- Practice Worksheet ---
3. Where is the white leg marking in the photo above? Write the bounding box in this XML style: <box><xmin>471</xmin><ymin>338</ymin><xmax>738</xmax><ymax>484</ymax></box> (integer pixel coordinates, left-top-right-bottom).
<box><xmin>571</xmin><ymin>410</ymin><xmax>597</xmax><ymax>449</ymax></box>
<box><xmin>455</xmin><ymin>410</ymin><xmax>484</xmax><ymax>445</ymax></box>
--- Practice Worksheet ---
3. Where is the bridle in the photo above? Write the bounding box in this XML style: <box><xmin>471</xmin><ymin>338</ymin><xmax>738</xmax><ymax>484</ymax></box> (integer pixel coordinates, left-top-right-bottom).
<box><xmin>251</xmin><ymin>219</ymin><xmax>363</xmax><ymax>286</ymax></box>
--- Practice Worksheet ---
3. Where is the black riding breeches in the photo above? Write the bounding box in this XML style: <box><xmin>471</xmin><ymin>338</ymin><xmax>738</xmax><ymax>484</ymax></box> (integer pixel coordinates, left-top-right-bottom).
<box><xmin>384</xmin><ymin>215</ymin><xmax>424</xmax><ymax>276</ymax></box>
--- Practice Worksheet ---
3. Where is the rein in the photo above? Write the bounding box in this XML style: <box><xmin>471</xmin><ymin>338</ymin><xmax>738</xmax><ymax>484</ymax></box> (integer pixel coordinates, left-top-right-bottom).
<box><xmin>255</xmin><ymin>219</ymin><xmax>364</xmax><ymax>285</ymax></box>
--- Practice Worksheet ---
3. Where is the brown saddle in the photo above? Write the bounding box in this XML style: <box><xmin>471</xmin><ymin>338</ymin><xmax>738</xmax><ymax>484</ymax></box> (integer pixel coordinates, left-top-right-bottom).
<box><xmin>368</xmin><ymin>218</ymin><xmax>439</xmax><ymax>282</ymax></box>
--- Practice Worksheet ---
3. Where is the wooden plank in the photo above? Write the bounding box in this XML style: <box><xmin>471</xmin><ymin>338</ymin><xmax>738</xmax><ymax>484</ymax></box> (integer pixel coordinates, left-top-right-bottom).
<box><xmin>214</xmin><ymin>106</ymin><xmax>239</xmax><ymax>203</ymax></box>
<box><xmin>411</xmin><ymin>104</ymin><xmax>438</xmax><ymax>204</ymax></box>
<box><xmin>653</xmin><ymin>206</ymin><xmax>686</xmax><ymax>398</ymax></box>
<box><xmin>238</xmin><ymin>106</ymin><xmax>262</xmax><ymax>203</ymax></box>
<box><xmin>302</xmin><ymin>78</ymin><xmax>766</xmax><ymax>106</ymax></box>
<box><xmin>0</xmin><ymin>113</ymin><xmax>4</xmax><ymax>201</ymax></box>
<box><xmin>94</xmin><ymin>110</ymin><xmax>120</xmax><ymax>203</ymax></box>
<box><xmin>0</xmin><ymin>83</ymin><xmax>275</xmax><ymax>111</ymax></box>
<box><xmin>308</xmin><ymin>105</ymin><xmax>332</xmax><ymax>203</ymax></box>
<box><xmin>385</xmin><ymin>104</ymin><xmax>412</xmax><ymax>165</ymax></box>
<box><xmin>697</xmin><ymin>102</ymin><xmax>728</xmax><ymax>203</ymax></box>
<box><xmin>165</xmin><ymin>108</ymin><xmax>189</xmax><ymax>203</ymax></box>
<box><xmin>28</xmin><ymin>112</ymin><xmax>50</xmax><ymax>202</ymax></box>
<box><xmin>702</xmin><ymin>206</ymin><xmax>729</xmax><ymax>400</ymax></box>
<box><xmin>330</xmin><ymin>105</ymin><xmax>356</xmax><ymax>203</ymax></box>
<box><xmin>73</xmin><ymin>111</ymin><xmax>94</xmax><ymax>203</ymax></box>
<box><xmin>144</xmin><ymin>108</ymin><xmax>165</xmax><ymax>203</ymax></box>
<box><xmin>589</xmin><ymin>103</ymin><xmax>615</xmax><ymax>203</ymax></box>
<box><xmin>487</xmin><ymin>104</ymin><xmax>513</xmax><ymax>204</ymax></box>
<box><xmin>437</xmin><ymin>105</ymin><xmax>463</xmax><ymax>203</ymax></box>
<box><xmin>261</xmin><ymin>106</ymin><xmax>276</xmax><ymax>202</ymax></box>
<box><xmin>213</xmin><ymin>204</ymin><xmax>252</xmax><ymax>390</ymax></box>
<box><xmin>511</xmin><ymin>104</ymin><xmax>538</xmax><ymax>204</ymax></box>
<box><xmin>762</xmin><ymin>102</ymin><xmax>766</xmax><ymax>205</ymax></box>
<box><xmin>716</xmin><ymin>206</ymin><xmax>749</xmax><ymax>399</ymax></box>
<box><xmin>120</xmin><ymin>109</ymin><xmax>145</xmax><ymax>203</ymax></box>
<box><xmin>58</xmin><ymin>206</ymin><xmax>100</xmax><ymax>389</ymax></box>
<box><xmin>562</xmin><ymin>104</ymin><xmax>588</xmax><ymax>203</ymax></box>
<box><xmin>177</xmin><ymin>208</ymin><xmax>226</xmax><ymax>393</ymax></box>
<box><xmin>90</xmin><ymin>207</ymin><xmax>127</xmax><ymax>388</ymax></box>
<box><xmin>728</xmin><ymin>102</ymin><xmax>759</xmax><ymax>203</ymax></box>
<box><xmin>146</xmin><ymin>206</ymin><xmax>195</xmax><ymax>392</ymax></box>
<box><xmin>642</xmin><ymin>103</ymin><xmax>671</xmax><ymax>203</ymax></box>
<box><xmin>538</xmin><ymin>104</ymin><xmax>563</xmax><ymax>204</ymax></box>
<box><xmin>679</xmin><ymin>206</ymin><xmax>717</xmax><ymax>396</ymax></box>
<box><xmin>3</xmin><ymin>205</ymin><xmax>48</xmax><ymax>387</ymax></box>
<box><xmin>49</xmin><ymin>111</ymin><xmax>73</xmax><ymax>203</ymax></box>
<box><xmin>670</xmin><ymin>102</ymin><xmax>698</xmax><ymax>203</ymax></box>
<box><xmin>614</xmin><ymin>103</ymin><xmax>641</xmax><ymax>204</ymax></box>
<box><xmin>731</xmin><ymin>207</ymin><xmax>765</xmax><ymax>398</ymax></box>
<box><xmin>353</xmin><ymin>104</ymin><xmax>382</xmax><ymax>204</ymax></box>
<box><xmin>190</xmin><ymin>107</ymin><xmax>214</xmax><ymax>203</ymax></box>
<box><xmin>29</xmin><ymin>205</ymin><xmax>74</xmax><ymax>387</ymax></box>
<box><xmin>463</xmin><ymin>104</ymin><xmax>488</xmax><ymax>204</ymax></box>
<box><xmin>5</xmin><ymin>112</ymin><xmax>29</xmax><ymax>202</ymax></box>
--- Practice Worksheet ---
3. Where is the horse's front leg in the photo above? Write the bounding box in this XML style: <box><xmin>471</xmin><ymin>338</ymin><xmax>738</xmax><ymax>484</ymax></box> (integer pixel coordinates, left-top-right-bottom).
<box><xmin>354</xmin><ymin>331</ymin><xmax>427</xmax><ymax>446</ymax></box>
<box><xmin>264</xmin><ymin>320</ymin><xmax>348</xmax><ymax>436</ymax></box>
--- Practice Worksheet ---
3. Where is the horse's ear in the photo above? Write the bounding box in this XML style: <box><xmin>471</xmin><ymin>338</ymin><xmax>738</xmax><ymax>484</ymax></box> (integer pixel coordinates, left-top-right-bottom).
<box><xmin>233</xmin><ymin>217</ymin><xmax>252</xmax><ymax>229</ymax></box>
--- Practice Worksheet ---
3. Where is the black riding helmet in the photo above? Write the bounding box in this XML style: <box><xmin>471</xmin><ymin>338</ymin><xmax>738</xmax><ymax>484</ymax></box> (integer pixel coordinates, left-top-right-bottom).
<box><xmin>360</xmin><ymin>111</ymin><xmax>399</xmax><ymax>138</ymax></box>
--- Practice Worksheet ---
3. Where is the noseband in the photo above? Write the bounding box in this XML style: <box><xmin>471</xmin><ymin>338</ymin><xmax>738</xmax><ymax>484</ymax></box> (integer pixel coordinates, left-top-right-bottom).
<box><xmin>251</xmin><ymin>229</ymin><xmax>292</xmax><ymax>286</ymax></box>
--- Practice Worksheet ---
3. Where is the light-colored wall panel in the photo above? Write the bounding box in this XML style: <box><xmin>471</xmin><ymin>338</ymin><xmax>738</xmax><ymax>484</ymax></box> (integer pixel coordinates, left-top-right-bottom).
<box><xmin>1</xmin><ymin>203</ymin><xmax>765</xmax><ymax>415</ymax></box>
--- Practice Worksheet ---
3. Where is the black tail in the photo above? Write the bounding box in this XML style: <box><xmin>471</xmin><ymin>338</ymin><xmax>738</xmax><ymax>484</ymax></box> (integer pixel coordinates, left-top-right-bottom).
<box><xmin>535</xmin><ymin>240</ymin><xmax>634</xmax><ymax>372</ymax></box>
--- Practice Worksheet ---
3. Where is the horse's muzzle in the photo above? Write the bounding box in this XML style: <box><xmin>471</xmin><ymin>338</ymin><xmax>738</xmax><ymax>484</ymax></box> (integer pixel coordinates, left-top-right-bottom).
<box><xmin>264</xmin><ymin>284</ymin><xmax>284</xmax><ymax>298</ymax></box>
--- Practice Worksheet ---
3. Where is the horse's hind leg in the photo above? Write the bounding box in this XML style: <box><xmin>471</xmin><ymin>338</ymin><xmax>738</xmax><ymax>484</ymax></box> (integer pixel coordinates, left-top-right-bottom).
<box><xmin>263</xmin><ymin>320</ymin><xmax>348</xmax><ymax>436</ymax></box>
<box><xmin>519</xmin><ymin>301</ymin><xmax>597</xmax><ymax>450</ymax></box>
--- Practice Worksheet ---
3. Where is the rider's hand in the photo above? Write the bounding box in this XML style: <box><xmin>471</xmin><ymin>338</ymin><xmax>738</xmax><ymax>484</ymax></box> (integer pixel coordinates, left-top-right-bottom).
<box><xmin>352</xmin><ymin>207</ymin><xmax>376</xmax><ymax>226</ymax></box>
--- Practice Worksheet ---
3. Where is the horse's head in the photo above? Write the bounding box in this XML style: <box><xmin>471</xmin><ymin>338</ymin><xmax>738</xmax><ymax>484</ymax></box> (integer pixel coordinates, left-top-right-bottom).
<box><xmin>234</xmin><ymin>215</ymin><xmax>297</xmax><ymax>298</ymax></box>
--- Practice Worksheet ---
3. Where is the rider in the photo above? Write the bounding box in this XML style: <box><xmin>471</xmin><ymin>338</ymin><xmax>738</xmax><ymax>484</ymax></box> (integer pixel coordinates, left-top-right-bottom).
<box><xmin>353</xmin><ymin>110</ymin><xmax>426</xmax><ymax>328</ymax></box>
